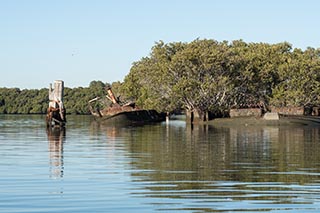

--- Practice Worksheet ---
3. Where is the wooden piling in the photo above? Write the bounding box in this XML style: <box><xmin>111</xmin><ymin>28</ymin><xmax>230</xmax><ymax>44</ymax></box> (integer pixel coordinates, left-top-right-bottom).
<box><xmin>46</xmin><ymin>80</ymin><xmax>66</xmax><ymax>127</ymax></box>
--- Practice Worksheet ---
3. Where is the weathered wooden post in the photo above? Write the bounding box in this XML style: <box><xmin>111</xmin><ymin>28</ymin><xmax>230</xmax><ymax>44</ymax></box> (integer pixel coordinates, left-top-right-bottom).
<box><xmin>46</xmin><ymin>80</ymin><xmax>66</xmax><ymax>127</ymax></box>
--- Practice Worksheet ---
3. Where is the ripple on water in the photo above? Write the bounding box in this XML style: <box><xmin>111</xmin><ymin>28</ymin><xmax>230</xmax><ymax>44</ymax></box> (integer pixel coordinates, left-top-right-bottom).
<box><xmin>1</xmin><ymin>115</ymin><xmax>320</xmax><ymax>212</ymax></box>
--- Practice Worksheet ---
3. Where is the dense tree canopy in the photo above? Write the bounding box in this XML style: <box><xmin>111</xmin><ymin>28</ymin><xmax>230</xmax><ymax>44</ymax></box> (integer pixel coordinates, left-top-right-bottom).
<box><xmin>122</xmin><ymin>39</ymin><xmax>320</xmax><ymax>116</ymax></box>
<box><xmin>1</xmin><ymin>39</ymin><xmax>320</xmax><ymax>117</ymax></box>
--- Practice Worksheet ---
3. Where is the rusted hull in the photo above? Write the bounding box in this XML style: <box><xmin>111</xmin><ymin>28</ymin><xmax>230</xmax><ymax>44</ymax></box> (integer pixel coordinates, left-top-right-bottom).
<box><xmin>92</xmin><ymin>109</ymin><xmax>166</xmax><ymax>125</ymax></box>
<box><xmin>279</xmin><ymin>115</ymin><xmax>320</xmax><ymax>125</ymax></box>
<box><xmin>207</xmin><ymin>115</ymin><xmax>320</xmax><ymax>127</ymax></box>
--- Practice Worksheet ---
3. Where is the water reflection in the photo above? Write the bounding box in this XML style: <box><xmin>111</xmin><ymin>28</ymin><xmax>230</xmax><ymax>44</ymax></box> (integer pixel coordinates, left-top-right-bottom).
<box><xmin>126</xmin><ymin>123</ymin><xmax>320</xmax><ymax>212</ymax></box>
<box><xmin>3</xmin><ymin>115</ymin><xmax>320</xmax><ymax>212</ymax></box>
<box><xmin>47</xmin><ymin>126</ymin><xmax>65</xmax><ymax>179</ymax></box>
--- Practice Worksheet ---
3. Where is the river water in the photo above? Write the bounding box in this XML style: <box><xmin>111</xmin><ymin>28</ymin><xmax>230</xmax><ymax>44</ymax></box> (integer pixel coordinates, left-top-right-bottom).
<box><xmin>1</xmin><ymin>115</ymin><xmax>320</xmax><ymax>212</ymax></box>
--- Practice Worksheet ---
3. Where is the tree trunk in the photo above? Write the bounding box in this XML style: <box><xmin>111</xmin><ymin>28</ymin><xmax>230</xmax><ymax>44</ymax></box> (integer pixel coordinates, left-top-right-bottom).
<box><xmin>186</xmin><ymin>108</ymin><xmax>208</xmax><ymax>123</ymax></box>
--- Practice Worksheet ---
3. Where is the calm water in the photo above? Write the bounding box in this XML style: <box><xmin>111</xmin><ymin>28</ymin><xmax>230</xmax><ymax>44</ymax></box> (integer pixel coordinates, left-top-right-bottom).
<box><xmin>1</xmin><ymin>115</ymin><xmax>320</xmax><ymax>212</ymax></box>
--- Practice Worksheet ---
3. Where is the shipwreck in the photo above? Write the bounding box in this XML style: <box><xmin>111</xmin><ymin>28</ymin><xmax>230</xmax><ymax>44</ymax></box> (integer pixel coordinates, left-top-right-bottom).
<box><xmin>88</xmin><ymin>86</ymin><xmax>165</xmax><ymax>125</ymax></box>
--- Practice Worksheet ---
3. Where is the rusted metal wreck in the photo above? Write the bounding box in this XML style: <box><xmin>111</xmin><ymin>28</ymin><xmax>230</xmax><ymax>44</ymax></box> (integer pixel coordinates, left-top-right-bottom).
<box><xmin>88</xmin><ymin>86</ymin><xmax>165</xmax><ymax>125</ymax></box>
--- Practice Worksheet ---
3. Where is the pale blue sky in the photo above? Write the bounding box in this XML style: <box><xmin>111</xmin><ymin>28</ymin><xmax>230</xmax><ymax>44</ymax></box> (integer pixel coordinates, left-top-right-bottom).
<box><xmin>1</xmin><ymin>0</ymin><xmax>320</xmax><ymax>89</ymax></box>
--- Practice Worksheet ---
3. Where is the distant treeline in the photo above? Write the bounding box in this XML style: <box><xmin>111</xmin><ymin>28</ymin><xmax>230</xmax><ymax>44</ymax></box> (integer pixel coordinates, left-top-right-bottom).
<box><xmin>0</xmin><ymin>81</ymin><xmax>122</xmax><ymax>114</ymax></box>
<box><xmin>1</xmin><ymin>38</ymin><xmax>320</xmax><ymax>116</ymax></box>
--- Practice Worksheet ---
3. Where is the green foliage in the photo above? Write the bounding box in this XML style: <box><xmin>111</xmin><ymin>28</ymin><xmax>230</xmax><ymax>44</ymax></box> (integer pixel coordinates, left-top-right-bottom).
<box><xmin>122</xmin><ymin>39</ymin><xmax>320</xmax><ymax>114</ymax></box>
<box><xmin>270</xmin><ymin>47</ymin><xmax>320</xmax><ymax>107</ymax></box>
<box><xmin>0</xmin><ymin>80</ymin><xmax>111</xmax><ymax>115</ymax></box>
<box><xmin>2</xmin><ymin>39</ymin><xmax>320</xmax><ymax>116</ymax></box>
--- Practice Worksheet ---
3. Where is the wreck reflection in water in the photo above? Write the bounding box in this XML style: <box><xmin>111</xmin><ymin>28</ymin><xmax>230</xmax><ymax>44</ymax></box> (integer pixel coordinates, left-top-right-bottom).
<box><xmin>2</xmin><ymin>115</ymin><xmax>320</xmax><ymax>212</ymax></box>
<box><xmin>122</xmin><ymin>122</ymin><xmax>320</xmax><ymax>212</ymax></box>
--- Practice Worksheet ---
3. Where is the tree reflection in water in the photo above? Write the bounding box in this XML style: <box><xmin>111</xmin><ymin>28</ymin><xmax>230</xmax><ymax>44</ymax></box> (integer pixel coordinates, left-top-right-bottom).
<box><xmin>125</xmin><ymin>123</ymin><xmax>320</xmax><ymax>211</ymax></box>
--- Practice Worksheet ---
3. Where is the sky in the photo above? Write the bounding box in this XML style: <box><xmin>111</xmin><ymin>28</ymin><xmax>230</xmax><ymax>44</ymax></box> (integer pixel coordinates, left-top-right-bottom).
<box><xmin>1</xmin><ymin>0</ymin><xmax>320</xmax><ymax>89</ymax></box>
